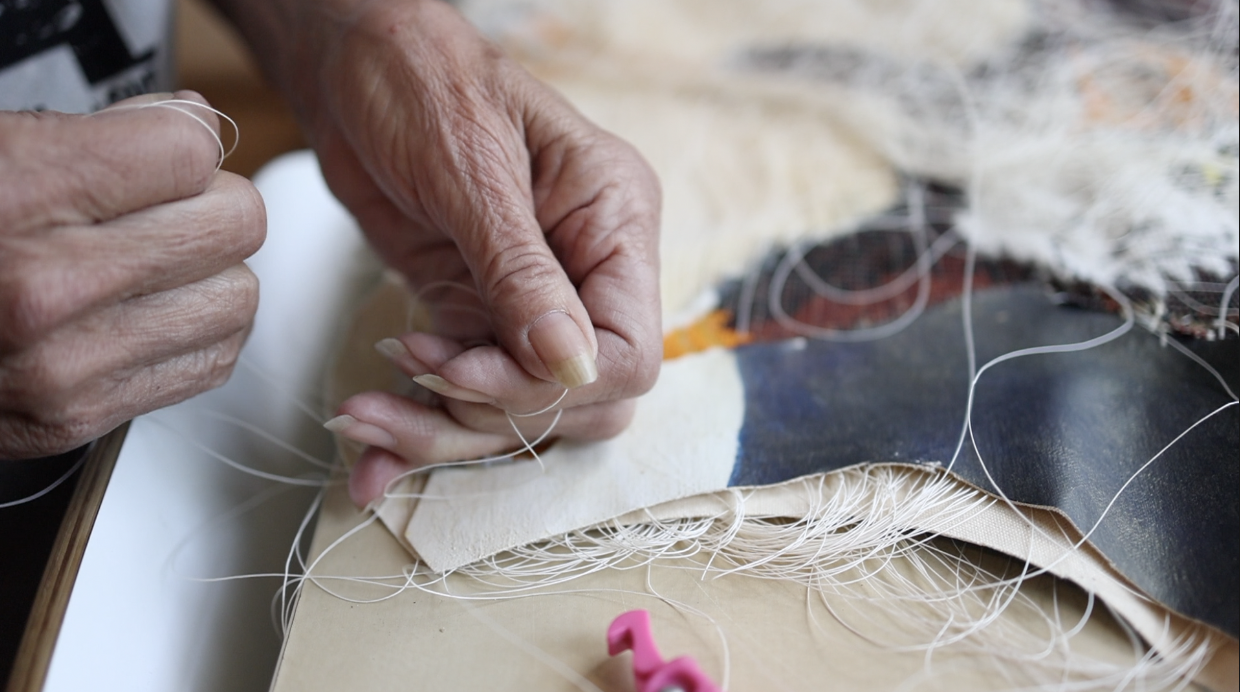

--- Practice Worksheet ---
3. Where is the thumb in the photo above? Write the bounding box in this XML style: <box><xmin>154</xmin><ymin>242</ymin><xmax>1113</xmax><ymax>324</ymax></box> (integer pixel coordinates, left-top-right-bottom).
<box><xmin>456</xmin><ymin>206</ymin><xmax>599</xmax><ymax>389</ymax></box>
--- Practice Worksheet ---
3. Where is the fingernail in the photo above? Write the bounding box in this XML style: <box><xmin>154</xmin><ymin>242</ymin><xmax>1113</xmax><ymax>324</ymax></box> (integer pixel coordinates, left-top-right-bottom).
<box><xmin>323</xmin><ymin>414</ymin><xmax>396</xmax><ymax>448</ymax></box>
<box><xmin>412</xmin><ymin>374</ymin><xmax>495</xmax><ymax>404</ymax></box>
<box><xmin>528</xmin><ymin>311</ymin><xmax>597</xmax><ymax>388</ymax></box>
<box><xmin>374</xmin><ymin>338</ymin><xmax>407</xmax><ymax>360</ymax></box>
<box><xmin>374</xmin><ymin>338</ymin><xmax>430</xmax><ymax>375</ymax></box>
<box><xmin>101</xmin><ymin>92</ymin><xmax>175</xmax><ymax>110</ymax></box>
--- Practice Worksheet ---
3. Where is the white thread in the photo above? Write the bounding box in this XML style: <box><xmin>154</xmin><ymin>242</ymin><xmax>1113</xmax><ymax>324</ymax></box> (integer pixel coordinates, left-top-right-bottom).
<box><xmin>97</xmin><ymin>98</ymin><xmax>239</xmax><ymax>172</ymax></box>
<box><xmin>405</xmin><ymin>279</ymin><xmax>492</xmax><ymax>330</ymax></box>
<box><xmin>148</xmin><ymin>415</ymin><xmax>333</xmax><ymax>487</ymax></box>
<box><xmin>379</xmin><ymin>407</ymin><xmax>564</xmax><ymax>501</ymax></box>
<box><xmin>365</xmin><ymin>165</ymin><xmax>1232</xmax><ymax>692</ymax></box>
<box><xmin>789</xmin><ymin>183</ymin><xmax>959</xmax><ymax>306</ymax></box>
<box><xmin>237</xmin><ymin>355</ymin><xmax>329</xmax><ymax>425</ymax></box>
<box><xmin>153</xmin><ymin>3</ymin><xmax>1240</xmax><ymax>687</ymax></box>
<box><xmin>0</xmin><ymin>452</ymin><xmax>86</xmax><ymax>509</ymax></box>
<box><xmin>1166</xmin><ymin>281</ymin><xmax>1240</xmax><ymax>320</ymax></box>
<box><xmin>197</xmin><ymin>409</ymin><xmax>337</xmax><ymax>470</ymax></box>
<box><xmin>1218</xmin><ymin>276</ymin><xmax>1239</xmax><ymax>339</ymax></box>
<box><xmin>409</xmin><ymin>279</ymin><xmax>483</xmax><ymax>304</ymax></box>
<box><xmin>1156</xmin><ymin>331</ymin><xmax>1239</xmax><ymax>401</ymax></box>
<box><xmin>509</xmin><ymin>388</ymin><xmax>570</xmax><ymax>417</ymax></box>
<box><xmin>942</xmin><ymin>240</ymin><xmax>1238</xmax><ymax>597</ymax></box>
<box><xmin>766</xmin><ymin>181</ymin><xmax>936</xmax><ymax>343</ymax></box>
<box><xmin>284</xmin><ymin>465</ymin><xmax>1208</xmax><ymax>688</ymax></box>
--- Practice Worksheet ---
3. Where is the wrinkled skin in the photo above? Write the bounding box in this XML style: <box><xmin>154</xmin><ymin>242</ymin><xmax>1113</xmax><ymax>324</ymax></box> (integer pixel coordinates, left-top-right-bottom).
<box><xmin>1</xmin><ymin>0</ymin><xmax>663</xmax><ymax>509</ymax></box>
<box><xmin>261</xmin><ymin>0</ymin><xmax>663</xmax><ymax>505</ymax></box>
<box><xmin>0</xmin><ymin>93</ymin><xmax>266</xmax><ymax>458</ymax></box>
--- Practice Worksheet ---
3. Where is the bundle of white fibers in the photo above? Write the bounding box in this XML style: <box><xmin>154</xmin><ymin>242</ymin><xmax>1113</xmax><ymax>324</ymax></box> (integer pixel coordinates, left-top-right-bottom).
<box><xmin>745</xmin><ymin>0</ymin><xmax>1239</xmax><ymax>297</ymax></box>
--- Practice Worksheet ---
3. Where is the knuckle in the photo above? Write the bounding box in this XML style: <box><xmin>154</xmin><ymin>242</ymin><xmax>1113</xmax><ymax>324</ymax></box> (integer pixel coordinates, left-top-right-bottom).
<box><xmin>21</xmin><ymin>349</ymin><xmax>76</xmax><ymax>401</ymax></box>
<box><xmin>0</xmin><ymin>365</ymin><xmax>87</xmax><ymax>446</ymax></box>
<box><xmin>600</xmin><ymin>333</ymin><xmax>661</xmax><ymax>400</ymax></box>
<box><xmin>350</xmin><ymin>1</ymin><xmax>412</xmax><ymax>37</ymax></box>
<box><xmin>229</xmin><ymin>267</ymin><xmax>261</xmax><ymax>324</ymax></box>
<box><xmin>196</xmin><ymin>337</ymin><xmax>243</xmax><ymax>393</ymax></box>
<box><xmin>0</xmin><ymin>263</ymin><xmax>73</xmax><ymax>349</ymax></box>
<box><xmin>204</xmin><ymin>355</ymin><xmax>238</xmax><ymax>392</ymax></box>
<box><xmin>168</xmin><ymin>122</ymin><xmax>220</xmax><ymax>196</ymax></box>
<box><xmin>113</xmin><ymin>340</ymin><xmax>238</xmax><ymax>417</ymax></box>
<box><xmin>1</xmin><ymin>369</ymin><xmax>47</xmax><ymax>416</ymax></box>
<box><xmin>0</xmin><ymin>417</ymin><xmax>96</xmax><ymax>458</ymax></box>
<box><xmin>211</xmin><ymin>173</ymin><xmax>267</xmax><ymax>257</ymax></box>
<box><xmin>628</xmin><ymin>346</ymin><xmax>661</xmax><ymax>396</ymax></box>
<box><xmin>480</xmin><ymin>244</ymin><xmax>561</xmax><ymax>306</ymax></box>
<box><xmin>580</xmin><ymin>400</ymin><xmax>637</xmax><ymax>440</ymax></box>
<box><xmin>193</xmin><ymin>265</ymin><xmax>259</xmax><ymax>332</ymax></box>
<box><xmin>38</xmin><ymin>416</ymin><xmax>97</xmax><ymax>454</ymax></box>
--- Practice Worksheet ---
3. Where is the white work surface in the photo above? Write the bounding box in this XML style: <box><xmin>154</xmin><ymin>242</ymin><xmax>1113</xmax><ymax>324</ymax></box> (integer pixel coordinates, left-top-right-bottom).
<box><xmin>44</xmin><ymin>152</ymin><xmax>375</xmax><ymax>692</ymax></box>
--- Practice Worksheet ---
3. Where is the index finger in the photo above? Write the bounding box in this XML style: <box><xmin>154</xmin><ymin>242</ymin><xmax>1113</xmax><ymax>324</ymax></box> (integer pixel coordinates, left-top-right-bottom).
<box><xmin>0</xmin><ymin>91</ymin><xmax>224</xmax><ymax>234</ymax></box>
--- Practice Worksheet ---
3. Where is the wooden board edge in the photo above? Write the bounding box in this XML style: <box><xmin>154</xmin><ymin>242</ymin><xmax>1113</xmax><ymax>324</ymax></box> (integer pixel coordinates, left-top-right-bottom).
<box><xmin>6</xmin><ymin>423</ymin><xmax>129</xmax><ymax>692</ymax></box>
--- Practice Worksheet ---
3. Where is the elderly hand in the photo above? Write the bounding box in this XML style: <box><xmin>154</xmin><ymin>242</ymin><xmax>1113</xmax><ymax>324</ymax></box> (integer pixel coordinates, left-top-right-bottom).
<box><xmin>225</xmin><ymin>0</ymin><xmax>662</xmax><ymax>505</ymax></box>
<box><xmin>0</xmin><ymin>92</ymin><xmax>266</xmax><ymax>459</ymax></box>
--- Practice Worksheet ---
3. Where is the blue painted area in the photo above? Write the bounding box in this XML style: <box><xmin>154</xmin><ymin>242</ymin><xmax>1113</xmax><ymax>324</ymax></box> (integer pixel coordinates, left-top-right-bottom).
<box><xmin>730</xmin><ymin>284</ymin><xmax>1239</xmax><ymax>638</ymax></box>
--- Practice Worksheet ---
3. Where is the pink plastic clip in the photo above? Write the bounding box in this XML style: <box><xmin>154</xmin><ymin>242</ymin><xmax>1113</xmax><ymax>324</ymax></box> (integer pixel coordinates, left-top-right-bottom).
<box><xmin>607</xmin><ymin>610</ymin><xmax>721</xmax><ymax>692</ymax></box>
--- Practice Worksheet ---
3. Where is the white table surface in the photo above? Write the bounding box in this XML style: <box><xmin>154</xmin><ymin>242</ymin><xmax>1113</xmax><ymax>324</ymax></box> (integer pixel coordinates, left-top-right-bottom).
<box><xmin>44</xmin><ymin>152</ymin><xmax>377</xmax><ymax>692</ymax></box>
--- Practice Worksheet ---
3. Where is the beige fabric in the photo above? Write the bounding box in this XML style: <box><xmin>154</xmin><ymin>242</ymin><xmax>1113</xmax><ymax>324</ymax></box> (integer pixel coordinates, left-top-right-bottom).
<box><xmin>273</xmin><ymin>483</ymin><xmax>1227</xmax><ymax>692</ymax></box>
<box><xmin>321</xmin><ymin>281</ymin><xmax>1238</xmax><ymax>691</ymax></box>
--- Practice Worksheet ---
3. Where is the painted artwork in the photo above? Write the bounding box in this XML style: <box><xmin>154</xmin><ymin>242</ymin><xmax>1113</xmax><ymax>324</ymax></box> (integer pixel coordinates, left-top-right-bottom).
<box><xmin>695</xmin><ymin>186</ymin><xmax>1238</xmax><ymax>639</ymax></box>
<box><xmin>373</xmin><ymin>182</ymin><xmax>1237</xmax><ymax>641</ymax></box>
<box><xmin>319</xmin><ymin>0</ymin><xmax>1239</xmax><ymax>682</ymax></box>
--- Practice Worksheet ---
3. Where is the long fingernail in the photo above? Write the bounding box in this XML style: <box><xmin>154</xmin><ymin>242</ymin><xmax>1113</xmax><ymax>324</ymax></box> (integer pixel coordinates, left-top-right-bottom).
<box><xmin>323</xmin><ymin>414</ymin><xmax>396</xmax><ymax>448</ymax></box>
<box><xmin>413</xmin><ymin>374</ymin><xmax>495</xmax><ymax>404</ymax></box>
<box><xmin>528</xmin><ymin>311</ymin><xmax>597</xmax><ymax>388</ymax></box>
<box><xmin>374</xmin><ymin>338</ymin><xmax>430</xmax><ymax>375</ymax></box>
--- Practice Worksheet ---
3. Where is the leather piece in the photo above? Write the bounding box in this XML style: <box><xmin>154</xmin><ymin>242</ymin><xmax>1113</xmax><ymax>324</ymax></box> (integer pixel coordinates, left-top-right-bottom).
<box><xmin>731</xmin><ymin>284</ymin><xmax>1238</xmax><ymax>638</ymax></box>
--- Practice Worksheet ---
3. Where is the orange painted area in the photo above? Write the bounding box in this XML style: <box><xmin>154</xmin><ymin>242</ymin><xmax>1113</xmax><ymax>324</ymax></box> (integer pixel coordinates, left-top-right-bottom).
<box><xmin>1077</xmin><ymin>47</ymin><xmax>1238</xmax><ymax>131</ymax></box>
<box><xmin>662</xmin><ymin>310</ymin><xmax>752</xmax><ymax>360</ymax></box>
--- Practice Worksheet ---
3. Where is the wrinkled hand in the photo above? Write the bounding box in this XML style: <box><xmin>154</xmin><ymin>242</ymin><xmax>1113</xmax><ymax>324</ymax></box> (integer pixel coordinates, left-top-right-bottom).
<box><xmin>0</xmin><ymin>92</ymin><xmax>266</xmax><ymax>459</ymax></box>
<box><xmin>279</xmin><ymin>0</ymin><xmax>662</xmax><ymax>505</ymax></box>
